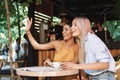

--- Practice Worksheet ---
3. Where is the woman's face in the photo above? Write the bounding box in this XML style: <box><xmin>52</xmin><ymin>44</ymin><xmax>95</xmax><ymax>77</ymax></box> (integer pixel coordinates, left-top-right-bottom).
<box><xmin>71</xmin><ymin>19</ymin><xmax>81</xmax><ymax>37</ymax></box>
<box><xmin>62</xmin><ymin>24</ymin><xmax>73</xmax><ymax>40</ymax></box>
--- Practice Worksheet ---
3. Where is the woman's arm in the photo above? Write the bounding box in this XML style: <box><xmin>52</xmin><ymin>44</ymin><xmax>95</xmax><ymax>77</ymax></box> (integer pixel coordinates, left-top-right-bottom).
<box><xmin>62</xmin><ymin>62</ymin><xmax>109</xmax><ymax>70</ymax></box>
<box><xmin>25</xmin><ymin>18</ymin><xmax>56</xmax><ymax>50</ymax></box>
<box><xmin>77</xmin><ymin>62</ymin><xmax>109</xmax><ymax>70</ymax></box>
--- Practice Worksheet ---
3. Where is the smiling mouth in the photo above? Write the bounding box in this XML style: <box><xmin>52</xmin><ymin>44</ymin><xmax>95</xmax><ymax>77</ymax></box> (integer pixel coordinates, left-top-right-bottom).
<box><xmin>63</xmin><ymin>34</ymin><xmax>67</xmax><ymax>37</ymax></box>
<box><xmin>72</xmin><ymin>30</ymin><xmax>75</xmax><ymax>33</ymax></box>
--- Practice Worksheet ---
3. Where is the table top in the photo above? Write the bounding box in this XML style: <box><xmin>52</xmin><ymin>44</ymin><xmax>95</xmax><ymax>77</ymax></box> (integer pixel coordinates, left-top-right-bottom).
<box><xmin>16</xmin><ymin>66</ymin><xmax>79</xmax><ymax>77</ymax></box>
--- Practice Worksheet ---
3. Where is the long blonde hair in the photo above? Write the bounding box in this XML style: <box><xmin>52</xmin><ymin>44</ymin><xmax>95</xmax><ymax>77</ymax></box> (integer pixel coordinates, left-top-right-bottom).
<box><xmin>73</xmin><ymin>17</ymin><xmax>92</xmax><ymax>63</ymax></box>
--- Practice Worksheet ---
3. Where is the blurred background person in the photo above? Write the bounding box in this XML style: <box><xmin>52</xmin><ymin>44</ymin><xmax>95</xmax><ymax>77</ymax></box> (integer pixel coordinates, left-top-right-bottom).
<box><xmin>92</xmin><ymin>18</ymin><xmax>113</xmax><ymax>43</ymax></box>
<box><xmin>2</xmin><ymin>43</ymin><xmax>9</xmax><ymax>56</ymax></box>
<box><xmin>2</xmin><ymin>43</ymin><xmax>9</xmax><ymax>63</ymax></box>
<box><xmin>13</xmin><ymin>37</ymin><xmax>21</xmax><ymax>60</ymax></box>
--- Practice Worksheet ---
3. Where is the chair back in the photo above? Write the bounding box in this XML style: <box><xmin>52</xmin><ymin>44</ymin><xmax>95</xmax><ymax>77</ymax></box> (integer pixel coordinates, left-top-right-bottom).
<box><xmin>115</xmin><ymin>61</ymin><xmax>120</xmax><ymax>80</ymax></box>
<box><xmin>0</xmin><ymin>59</ymin><xmax>3</xmax><ymax>71</ymax></box>
<box><xmin>38</xmin><ymin>50</ymin><xmax>55</xmax><ymax>66</ymax></box>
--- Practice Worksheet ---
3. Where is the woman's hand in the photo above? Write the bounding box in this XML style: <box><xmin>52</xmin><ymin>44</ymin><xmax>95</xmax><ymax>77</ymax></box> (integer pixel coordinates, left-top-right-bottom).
<box><xmin>25</xmin><ymin>18</ymin><xmax>32</xmax><ymax>32</ymax></box>
<box><xmin>43</xmin><ymin>58</ymin><xmax>52</xmax><ymax>66</ymax></box>
<box><xmin>61</xmin><ymin>62</ymin><xmax>79</xmax><ymax>70</ymax></box>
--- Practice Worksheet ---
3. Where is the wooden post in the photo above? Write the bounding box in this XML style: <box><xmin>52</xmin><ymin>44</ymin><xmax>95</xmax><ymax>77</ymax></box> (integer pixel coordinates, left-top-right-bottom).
<box><xmin>4</xmin><ymin>0</ymin><xmax>14</xmax><ymax>80</ymax></box>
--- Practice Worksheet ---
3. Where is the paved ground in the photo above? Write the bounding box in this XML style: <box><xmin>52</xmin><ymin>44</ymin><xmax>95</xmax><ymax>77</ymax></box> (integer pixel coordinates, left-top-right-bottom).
<box><xmin>1</xmin><ymin>78</ymin><xmax>10</xmax><ymax>80</ymax></box>
<box><xmin>1</xmin><ymin>64</ymin><xmax>12</xmax><ymax>80</ymax></box>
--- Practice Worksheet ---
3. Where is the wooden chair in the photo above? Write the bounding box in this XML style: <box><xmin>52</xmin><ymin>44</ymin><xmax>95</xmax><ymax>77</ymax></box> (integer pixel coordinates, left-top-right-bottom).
<box><xmin>0</xmin><ymin>59</ymin><xmax>3</xmax><ymax>71</ymax></box>
<box><xmin>115</xmin><ymin>61</ymin><xmax>120</xmax><ymax>80</ymax></box>
<box><xmin>38</xmin><ymin>50</ymin><xmax>55</xmax><ymax>80</ymax></box>
<box><xmin>0</xmin><ymin>59</ymin><xmax>26</xmax><ymax>80</ymax></box>
<box><xmin>38</xmin><ymin>50</ymin><xmax>55</xmax><ymax>66</ymax></box>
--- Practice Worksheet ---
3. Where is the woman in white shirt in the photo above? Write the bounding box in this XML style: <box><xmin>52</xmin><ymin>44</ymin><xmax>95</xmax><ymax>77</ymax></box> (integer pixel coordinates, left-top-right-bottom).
<box><xmin>62</xmin><ymin>17</ymin><xmax>116</xmax><ymax>80</ymax></box>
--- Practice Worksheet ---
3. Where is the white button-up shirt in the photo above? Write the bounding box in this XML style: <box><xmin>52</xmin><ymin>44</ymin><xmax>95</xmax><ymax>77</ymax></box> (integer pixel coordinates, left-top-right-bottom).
<box><xmin>84</xmin><ymin>32</ymin><xmax>116</xmax><ymax>75</ymax></box>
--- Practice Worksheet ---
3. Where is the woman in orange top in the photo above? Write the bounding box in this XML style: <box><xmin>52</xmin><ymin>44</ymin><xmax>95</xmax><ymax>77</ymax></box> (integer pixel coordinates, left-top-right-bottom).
<box><xmin>25</xmin><ymin>18</ymin><xmax>79</xmax><ymax>80</ymax></box>
<box><xmin>53</xmin><ymin>41</ymin><xmax>78</xmax><ymax>62</ymax></box>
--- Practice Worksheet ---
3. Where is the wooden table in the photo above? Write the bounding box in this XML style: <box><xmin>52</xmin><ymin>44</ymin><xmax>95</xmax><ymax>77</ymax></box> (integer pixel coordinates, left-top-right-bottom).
<box><xmin>16</xmin><ymin>66</ymin><xmax>79</xmax><ymax>77</ymax></box>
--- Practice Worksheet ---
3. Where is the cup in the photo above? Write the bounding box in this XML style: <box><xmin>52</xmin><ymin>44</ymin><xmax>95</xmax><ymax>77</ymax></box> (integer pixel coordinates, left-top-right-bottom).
<box><xmin>52</xmin><ymin>62</ymin><xmax>62</xmax><ymax>68</ymax></box>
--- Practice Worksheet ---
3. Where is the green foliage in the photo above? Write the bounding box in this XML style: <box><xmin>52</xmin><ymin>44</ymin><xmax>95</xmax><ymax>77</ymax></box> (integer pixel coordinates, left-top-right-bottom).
<box><xmin>53</xmin><ymin>16</ymin><xmax>61</xmax><ymax>26</ymax></box>
<box><xmin>35</xmin><ymin>0</ymin><xmax>42</xmax><ymax>5</ymax></box>
<box><xmin>0</xmin><ymin>0</ymin><xmax>42</xmax><ymax>47</ymax></box>
<box><xmin>105</xmin><ymin>21</ymin><xmax>120</xmax><ymax>41</ymax></box>
<box><xmin>0</xmin><ymin>0</ymin><xmax>28</xmax><ymax>47</ymax></box>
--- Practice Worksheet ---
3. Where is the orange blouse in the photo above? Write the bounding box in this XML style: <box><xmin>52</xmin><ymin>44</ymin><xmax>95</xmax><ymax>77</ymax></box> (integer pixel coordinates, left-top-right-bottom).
<box><xmin>53</xmin><ymin>41</ymin><xmax>75</xmax><ymax>62</ymax></box>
